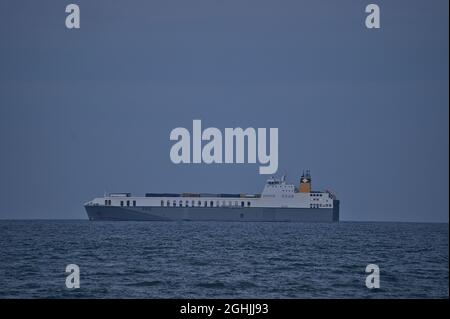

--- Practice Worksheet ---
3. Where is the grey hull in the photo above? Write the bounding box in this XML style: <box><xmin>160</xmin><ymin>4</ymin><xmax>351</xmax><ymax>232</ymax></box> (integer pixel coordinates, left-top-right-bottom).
<box><xmin>85</xmin><ymin>201</ymin><xmax>339</xmax><ymax>222</ymax></box>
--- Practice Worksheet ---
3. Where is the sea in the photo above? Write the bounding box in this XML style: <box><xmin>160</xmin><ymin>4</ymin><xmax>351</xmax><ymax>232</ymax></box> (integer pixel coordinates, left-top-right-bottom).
<box><xmin>0</xmin><ymin>220</ymin><xmax>448</xmax><ymax>298</ymax></box>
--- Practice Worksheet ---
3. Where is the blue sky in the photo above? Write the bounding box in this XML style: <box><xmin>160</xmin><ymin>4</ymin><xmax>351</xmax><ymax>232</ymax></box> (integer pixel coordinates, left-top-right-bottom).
<box><xmin>0</xmin><ymin>0</ymin><xmax>448</xmax><ymax>221</ymax></box>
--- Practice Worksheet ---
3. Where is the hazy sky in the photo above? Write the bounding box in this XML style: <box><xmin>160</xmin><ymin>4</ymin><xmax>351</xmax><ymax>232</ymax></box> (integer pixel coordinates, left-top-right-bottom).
<box><xmin>0</xmin><ymin>0</ymin><xmax>448</xmax><ymax>221</ymax></box>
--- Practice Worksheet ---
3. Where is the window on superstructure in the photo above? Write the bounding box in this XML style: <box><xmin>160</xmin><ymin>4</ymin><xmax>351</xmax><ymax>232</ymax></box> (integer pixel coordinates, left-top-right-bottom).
<box><xmin>204</xmin><ymin>201</ymin><xmax>207</xmax><ymax>207</ymax></box>
<box><xmin>126</xmin><ymin>200</ymin><xmax>130</xmax><ymax>207</ymax></box>
<box><xmin>161</xmin><ymin>200</ymin><xmax>164</xmax><ymax>207</ymax></box>
<box><xmin>192</xmin><ymin>200</ymin><xmax>195</xmax><ymax>207</ymax></box>
<box><xmin>185</xmin><ymin>201</ymin><xmax>189</xmax><ymax>207</ymax></box>
<box><xmin>179</xmin><ymin>200</ymin><xmax>183</xmax><ymax>207</ymax></box>
<box><xmin>210</xmin><ymin>201</ymin><xmax>213</xmax><ymax>207</ymax></box>
<box><xmin>105</xmin><ymin>199</ymin><xmax>108</xmax><ymax>206</ymax></box>
<box><xmin>247</xmin><ymin>202</ymin><xmax>251</xmax><ymax>207</ymax></box>
<box><xmin>120</xmin><ymin>201</ymin><xmax>123</xmax><ymax>206</ymax></box>
<box><xmin>241</xmin><ymin>201</ymin><xmax>244</xmax><ymax>207</ymax></box>
<box><xmin>167</xmin><ymin>200</ymin><xmax>170</xmax><ymax>206</ymax></box>
<box><xmin>133</xmin><ymin>200</ymin><xmax>136</xmax><ymax>207</ymax></box>
<box><xmin>198</xmin><ymin>200</ymin><xmax>201</xmax><ymax>206</ymax></box>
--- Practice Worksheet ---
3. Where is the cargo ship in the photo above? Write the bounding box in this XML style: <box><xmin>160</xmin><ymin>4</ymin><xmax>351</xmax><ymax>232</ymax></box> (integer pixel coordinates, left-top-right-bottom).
<box><xmin>84</xmin><ymin>171</ymin><xmax>339</xmax><ymax>222</ymax></box>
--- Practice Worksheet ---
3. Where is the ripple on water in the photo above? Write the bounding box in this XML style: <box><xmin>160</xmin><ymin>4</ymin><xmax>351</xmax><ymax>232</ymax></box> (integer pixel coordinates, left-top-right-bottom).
<box><xmin>126</xmin><ymin>281</ymin><xmax>163</xmax><ymax>287</ymax></box>
<box><xmin>0</xmin><ymin>221</ymin><xmax>448</xmax><ymax>298</ymax></box>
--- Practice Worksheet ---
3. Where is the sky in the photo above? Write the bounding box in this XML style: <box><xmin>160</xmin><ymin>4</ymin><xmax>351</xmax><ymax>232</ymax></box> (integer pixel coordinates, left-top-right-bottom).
<box><xmin>0</xmin><ymin>0</ymin><xmax>448</xmax><ymax>222</ymax></box>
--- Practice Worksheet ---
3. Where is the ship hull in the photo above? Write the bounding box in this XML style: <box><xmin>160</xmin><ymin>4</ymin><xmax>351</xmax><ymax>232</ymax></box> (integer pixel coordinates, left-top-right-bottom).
<box><xmin>85</xmin><ymin>202</ymin><xmax>339</xmax><ymax>222</ymax></box>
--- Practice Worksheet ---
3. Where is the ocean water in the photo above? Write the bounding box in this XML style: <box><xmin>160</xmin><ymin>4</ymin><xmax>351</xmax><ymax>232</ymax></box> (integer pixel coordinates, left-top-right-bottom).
<box><xmin>0</xmin><ymin>220</ymin><xmax>447</xmax><ymax>299</ymax></box>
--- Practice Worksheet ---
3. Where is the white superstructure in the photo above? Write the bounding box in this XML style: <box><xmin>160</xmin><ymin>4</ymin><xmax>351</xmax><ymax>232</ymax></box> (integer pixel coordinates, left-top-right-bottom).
<box><xmin>86</xmin><ymin>171</ymin><xmax>336</xmax><ymax>210</ymax></box>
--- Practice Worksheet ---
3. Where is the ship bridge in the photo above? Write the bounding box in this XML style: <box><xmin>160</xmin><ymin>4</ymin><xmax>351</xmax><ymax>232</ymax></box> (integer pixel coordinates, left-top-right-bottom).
<box><xmin>261</xmin><ymin>175</ymin><xmax>296</xmax><ymax>198</ymax></box>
